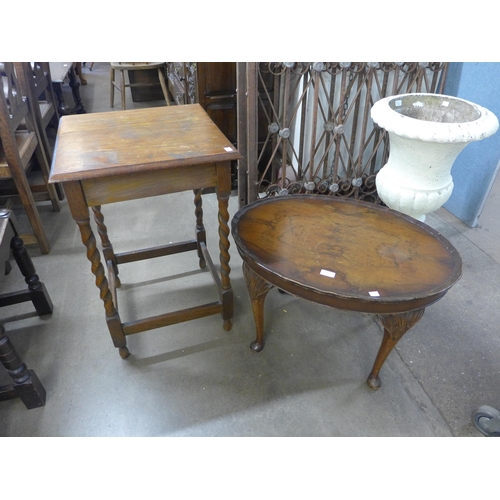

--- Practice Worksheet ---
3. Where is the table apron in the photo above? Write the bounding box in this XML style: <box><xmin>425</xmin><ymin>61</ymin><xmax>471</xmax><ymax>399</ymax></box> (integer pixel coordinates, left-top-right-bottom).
<box><xmin>242</xmin><ymin>256</ymin><xmax>448</xmax><ymax>315</ymax></box>
<box><xmin>80</xmin><ymin>164</ymin><xmax>218</xmax><ymax>206</ymax></box>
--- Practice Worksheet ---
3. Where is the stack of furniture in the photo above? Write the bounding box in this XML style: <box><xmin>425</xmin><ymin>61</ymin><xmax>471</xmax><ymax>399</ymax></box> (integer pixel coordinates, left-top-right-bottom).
<box><xmin>0</xmin><ymin>62</ymin><xmax>61</xmax><ymax>254</ymax></box>
<box><xmin>14</xmin><ymin>62</ymin><xmax>64</xmax><ymax>201</ymax></box>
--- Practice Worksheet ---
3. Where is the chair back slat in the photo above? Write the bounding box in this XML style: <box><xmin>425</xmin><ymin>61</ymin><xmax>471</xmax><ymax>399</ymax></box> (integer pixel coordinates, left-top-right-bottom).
<box><xmin>17</xmin><ymin>62</ymin><xmax>55</xmax><ymax>107</ymax></box>
<box><xmin>26</xmin><ymin>62</ymin><xmax>49</xmax><ymax>97</ymax></box>
<box><xmin>0</xmin><ymin>62</ymin><xmax>32</xmax><ymax>132</ymax></box>
<box><xmin>14</xmin><ymin>62</ymin><xmax>60</xmax><ymax>166</ymax></box>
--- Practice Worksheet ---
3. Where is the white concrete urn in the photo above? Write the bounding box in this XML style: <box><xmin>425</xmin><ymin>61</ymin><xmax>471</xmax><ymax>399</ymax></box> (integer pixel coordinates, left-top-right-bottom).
<box><xmin>371</xmin><ymin>93</ymin><xmax>499</xmax><ymax>221</ymax></box>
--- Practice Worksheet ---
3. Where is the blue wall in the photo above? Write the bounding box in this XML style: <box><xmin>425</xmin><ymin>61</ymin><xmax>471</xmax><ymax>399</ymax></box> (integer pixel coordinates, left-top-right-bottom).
<box><xmin>443</xmin><ymin>62</ymin><xmax>500</xmax><ymax>227</ymax></box>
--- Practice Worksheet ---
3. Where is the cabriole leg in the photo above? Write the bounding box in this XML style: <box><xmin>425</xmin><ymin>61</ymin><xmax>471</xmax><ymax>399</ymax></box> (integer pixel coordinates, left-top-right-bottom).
<box><xmin>367</xmin><ymin>308</ymin><xmax>425</xmax><ymax>390</ymax></box>
<box><xmin>243</xmin><ymin>263</ymin><xmax>273</xmax><ymax>352</ymax></box>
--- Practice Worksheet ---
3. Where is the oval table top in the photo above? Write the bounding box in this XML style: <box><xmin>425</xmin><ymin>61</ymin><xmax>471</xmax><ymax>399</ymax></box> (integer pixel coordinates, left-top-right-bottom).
<box><xmin>232</xmin><ymin>195</ymin><xmax>462</xmax><ymax>314</ymax></box>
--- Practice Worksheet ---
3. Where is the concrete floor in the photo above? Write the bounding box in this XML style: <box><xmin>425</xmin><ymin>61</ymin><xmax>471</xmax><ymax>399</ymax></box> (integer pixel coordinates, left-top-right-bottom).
<box><xmin>1</xmin><ymin>63</ymin><xmax>500</xmax><ymax>439</ymax></box>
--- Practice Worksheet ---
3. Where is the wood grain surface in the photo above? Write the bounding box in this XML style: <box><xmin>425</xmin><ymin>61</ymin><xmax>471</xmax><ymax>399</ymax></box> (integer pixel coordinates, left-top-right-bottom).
<box><xmin>49</xmin><ymin>104</ymin><xmax>241</xmax><ymax>182</ymax></box>
<box><xmin>233</xmin><ymin>195</ymin><xmax>462</xmax><ymax>303</ymax></box>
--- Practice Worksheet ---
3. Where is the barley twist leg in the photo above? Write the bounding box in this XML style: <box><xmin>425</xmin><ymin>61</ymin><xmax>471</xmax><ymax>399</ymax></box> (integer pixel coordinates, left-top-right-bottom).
<box><xmin>92</xmin><ymin>205</ymin><xmax>121</xmax><ymax>287</ymax></box>
<box><xmin>193</xmin><ymin>190</ymin><xmax>206</xmax><ymax>269</ymax></box>
<box><xmin>218</xmin><ymin>194</ymin><xmax>233</xmax><ymax>331</ymax></box>
<box><xmin>76</xmin><ymin>218</ymin><xmax>129</xmax><ymax>359</ymax></box>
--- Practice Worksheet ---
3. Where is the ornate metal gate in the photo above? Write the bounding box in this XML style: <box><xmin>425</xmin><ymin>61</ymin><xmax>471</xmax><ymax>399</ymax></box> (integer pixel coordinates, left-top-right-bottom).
<box><xmin>237</xmin><ymin>62</ymin><xmax>449</xmax><ymax>208</ymax></box>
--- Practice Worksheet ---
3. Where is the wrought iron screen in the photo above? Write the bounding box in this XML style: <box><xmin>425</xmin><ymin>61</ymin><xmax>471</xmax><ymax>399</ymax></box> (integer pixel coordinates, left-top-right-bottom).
<box><xmin>237</xmin><ymin>62</ymin><xmax>449</xmax><ymax>207</ymax></box>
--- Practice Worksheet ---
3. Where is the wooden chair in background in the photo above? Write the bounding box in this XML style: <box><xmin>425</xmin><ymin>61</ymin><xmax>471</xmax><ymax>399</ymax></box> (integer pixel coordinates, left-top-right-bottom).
<box><xmin>14</xmin><ymin>62</ymin><xmax>64</xmax><ymax>201</ymax></box>
<box><xmin>0</xmin><ymin>62</ymin><xmax>60</xmax><ymax>254</ymax></box>
<box><xmin>110</xmin><ymin>62</ymin><xmax>171</xmax><ymax>110</ymax></box>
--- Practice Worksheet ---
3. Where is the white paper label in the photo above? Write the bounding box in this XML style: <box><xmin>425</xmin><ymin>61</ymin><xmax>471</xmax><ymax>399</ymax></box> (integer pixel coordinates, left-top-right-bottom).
<box><xmin>320</xmin><ymin>269</ymin><xmax>336</xmax><ymax>278</ymax></box>
<box><xmin>224</xmin><ymin>147</ymin><xmax>234</xmax><ymax>152</ymax></box>
<box><xmin>369</xmin><ymin>291</ymin><xmax>380</xmax><ymax>297</ymax></box>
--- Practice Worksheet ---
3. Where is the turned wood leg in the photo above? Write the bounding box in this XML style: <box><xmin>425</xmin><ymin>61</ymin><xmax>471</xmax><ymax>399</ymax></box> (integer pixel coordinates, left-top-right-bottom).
<box><xmin>75</xmin><ymin>217</ymin><xmax>129</xmax><ymax>359</ymax></box>
<box><xmin>193</xmin><ymin>189</ymin><xmax>206</xmax><ymax>270</ymax></box>
<box><xmin>0</xmin><ymin>323</ymin><xmax>46</xmax><ymax>409</ymax></box>
<box><xmin>11</xmin><ymin>234</ymin><xmax>53</xmax><ymax>316</ymax></box>
<box><xmin>218</xmin><ymin>191</ymin><xmax>233</xmax><ymax>331</ymax></box>
<box><xmin>367</xmin><ymin>308</ymin><xmax>425</xmax><ymax>390</ymax></box>
<box><xmin>92</xmin><ymin>206</ymin><xmax>121</xmax><ymax>290</ymax></box>
<box><xmin>243</xmin><ymin>262</ymin><xmax>273</xmax><ymax>352</ymax></box>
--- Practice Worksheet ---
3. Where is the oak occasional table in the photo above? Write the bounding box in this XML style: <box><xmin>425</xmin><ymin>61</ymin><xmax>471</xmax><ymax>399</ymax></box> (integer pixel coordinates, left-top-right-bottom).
<box><xmin>49</xmin><ymin>104</ymin><xmax>241</xmax><ymax>359</ymax></box>
<box><xmin>232</xmin><ymin>195</ymin><xmax>462</xmax><ymax>389</ymax></box>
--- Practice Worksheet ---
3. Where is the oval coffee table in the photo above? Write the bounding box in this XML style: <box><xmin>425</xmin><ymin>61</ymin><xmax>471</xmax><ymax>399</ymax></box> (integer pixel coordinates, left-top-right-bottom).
<box><xmin>232</xmin><ymin>194</ymin><xmax>462</xmax><ymax>389</ymax></box>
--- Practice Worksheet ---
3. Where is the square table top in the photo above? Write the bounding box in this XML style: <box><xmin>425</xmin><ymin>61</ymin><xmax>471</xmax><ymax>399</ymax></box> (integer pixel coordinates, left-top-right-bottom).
<box><xmin>49</xmin><ymin>104</ymin><xmax>241</xmax><ymax>183</ymax></box>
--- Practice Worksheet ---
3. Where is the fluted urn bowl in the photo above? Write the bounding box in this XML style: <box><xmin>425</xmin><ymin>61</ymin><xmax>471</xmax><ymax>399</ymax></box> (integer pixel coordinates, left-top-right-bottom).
<box><xmin>371</xmin><ymin>93</ymin><xmax>499</xmax><ymax>221</ymax></box>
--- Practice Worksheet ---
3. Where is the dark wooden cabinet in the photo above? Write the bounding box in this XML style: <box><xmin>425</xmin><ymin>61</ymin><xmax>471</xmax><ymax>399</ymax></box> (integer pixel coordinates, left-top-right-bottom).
<box><xmin>196</xmin><ymin>63</ymin><xmax>237</xmax><ymax>146</ymax></box>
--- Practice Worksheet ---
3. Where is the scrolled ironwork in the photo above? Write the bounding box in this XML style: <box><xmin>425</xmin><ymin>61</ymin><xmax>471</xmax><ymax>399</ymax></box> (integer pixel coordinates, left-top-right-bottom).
<box><xmin>380</xmin><ymin>62</ymin><xmax>398</xmax><ymax>72</ymax></box>
<box><xmin>246</xmin><ymin>61</ymin><xmax>448</xmax><ymax>207</ymax></box>
<box><xmin>265</xmin><ymin>62</ymin><xmax>289</xmax><ymax>75</ymax></box>
<box><xmin>263</xmin><ymin>173</ymin><xmax>382</xmax><ymax>203</ymax></box>
<box><xmin>324</xmin><ymin>62</ymin><xmax>346</xmax><ymax>75</ymax></box>
<box><xmin>428</xmin><ymin>62</ymin><xmax>446</xmax><ymax>72</ymax></box>
<box><xmin>399</xmin><ymin>62</ymin><xmax>419</xmax><ymax>73</ymax></box>
<box><xmin>291</xmin><ymin>62</ymin><xmax>312</xmax><ymax>75</ymax></box>
<box><xmin>288</xmin><ymin>181</ymin><xmax>304</xmax><ymax>195</ymax></box>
